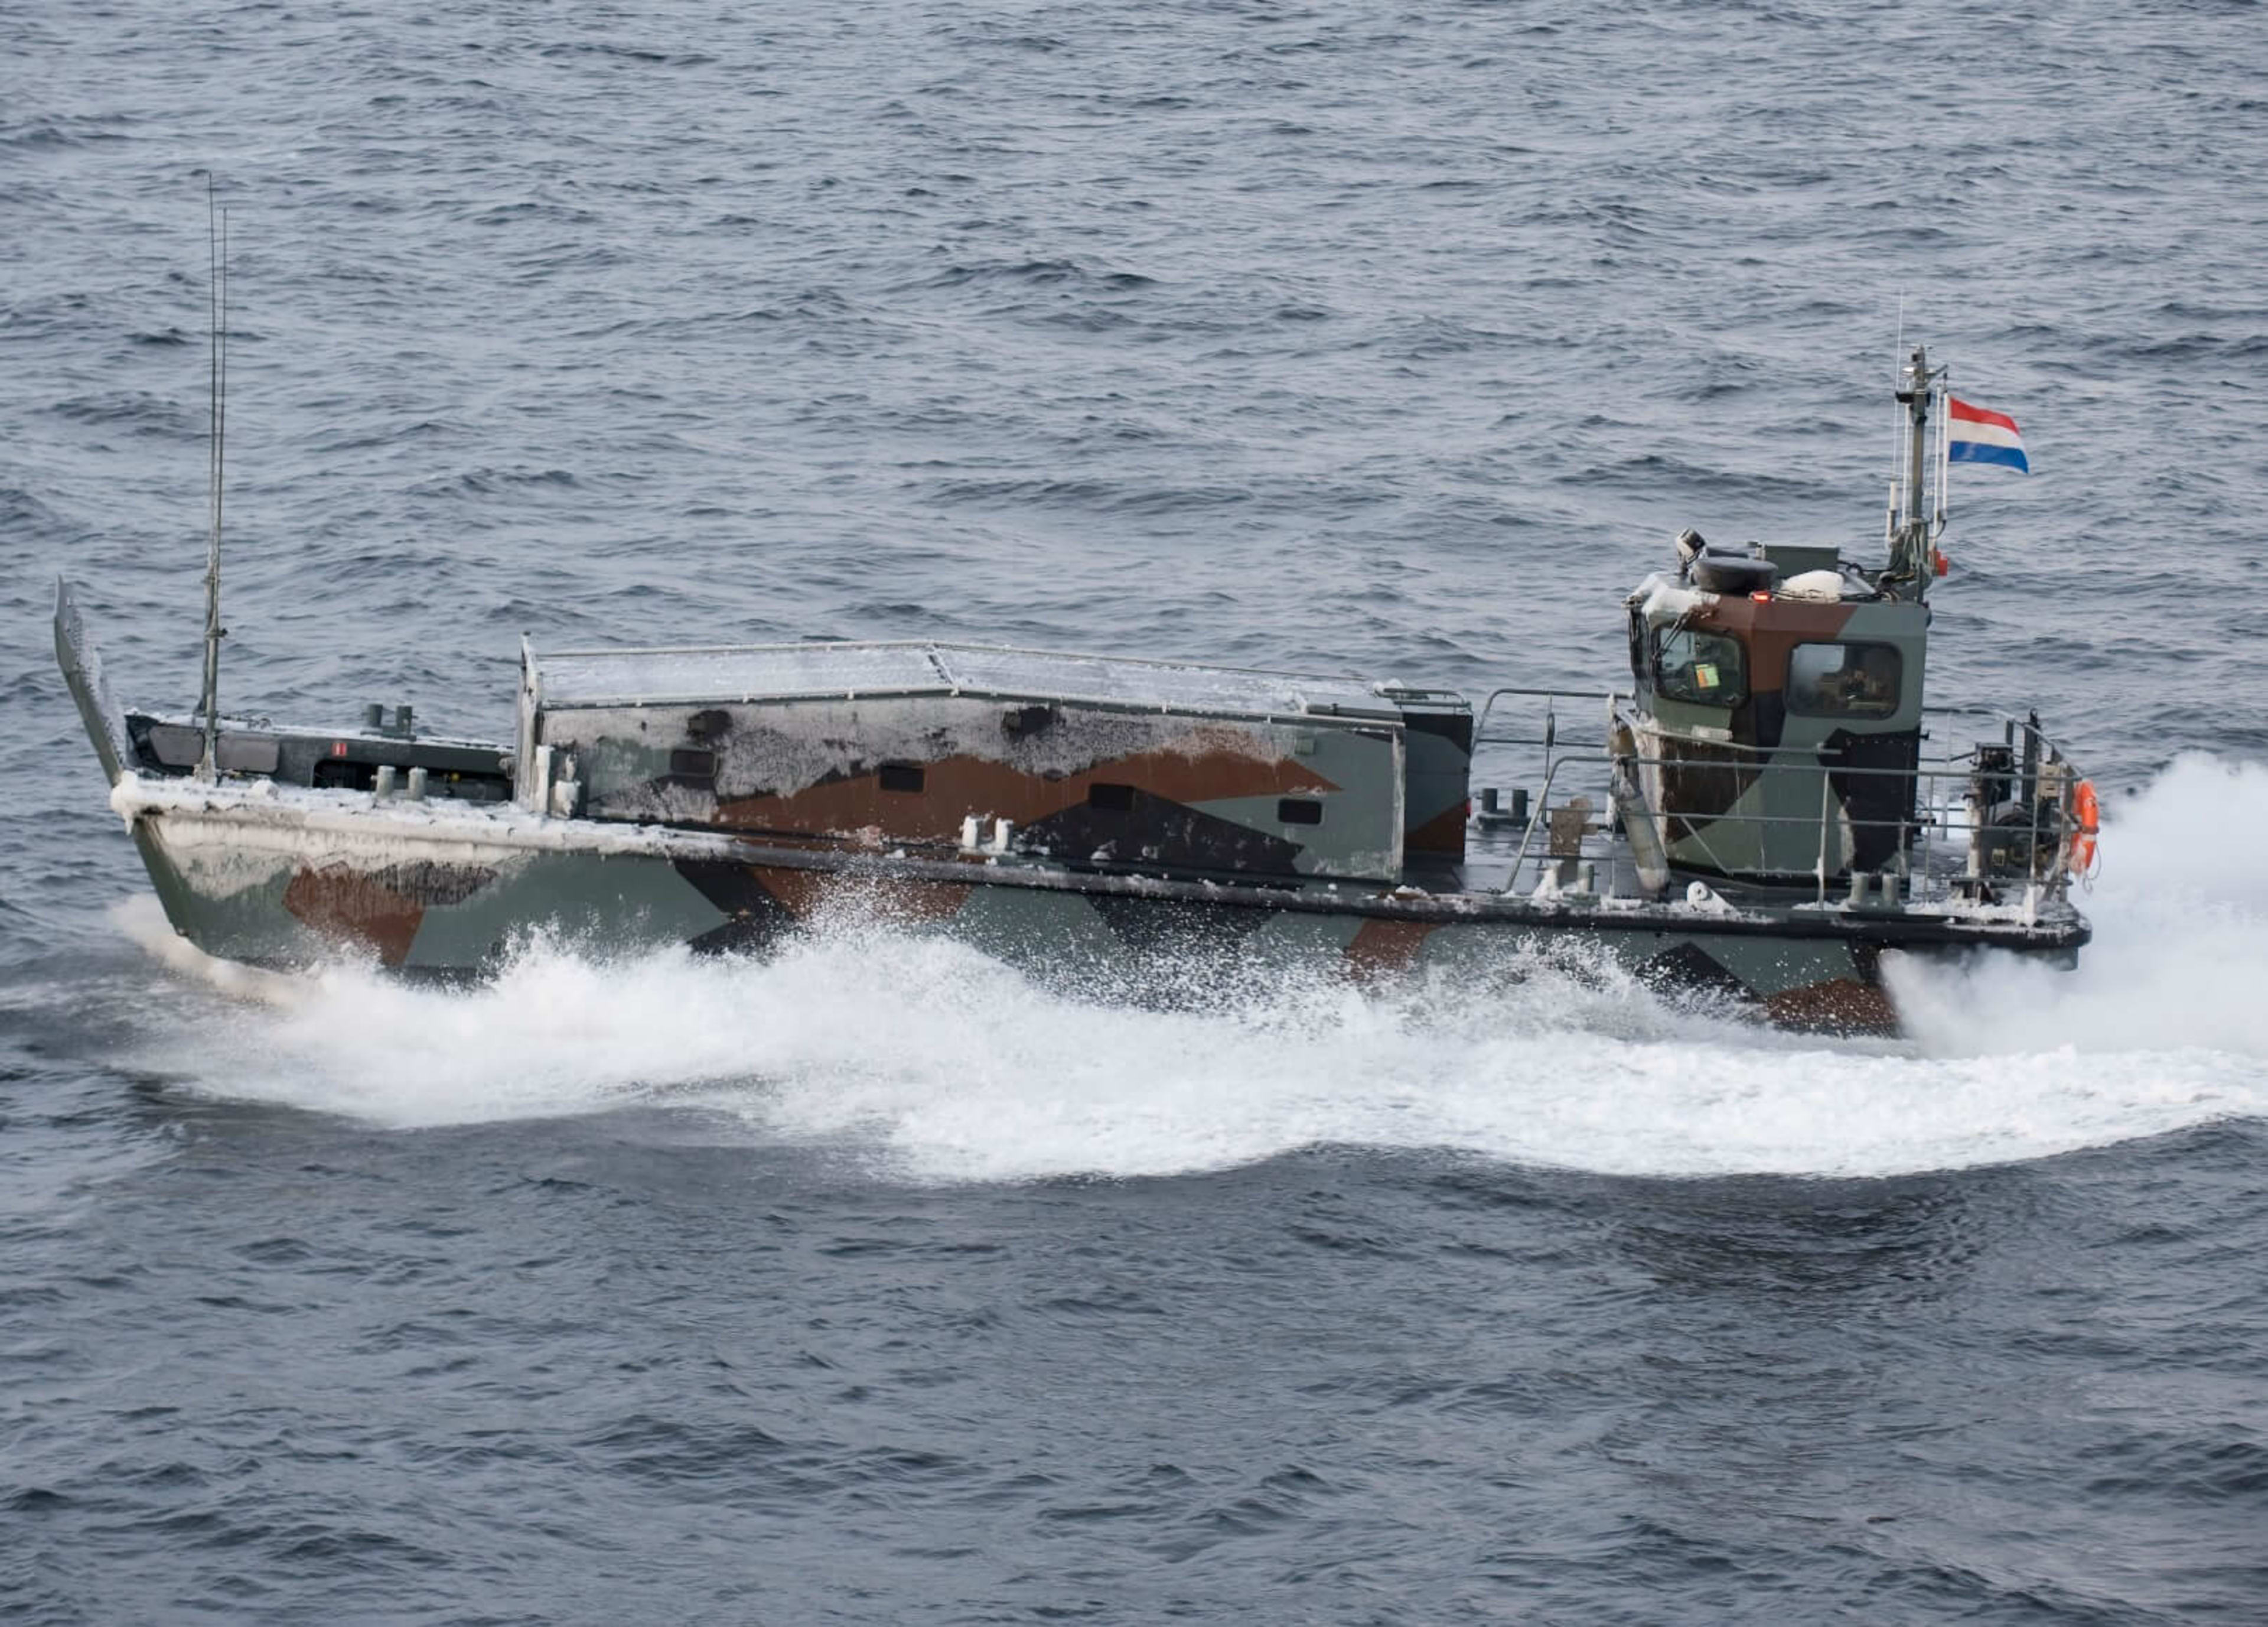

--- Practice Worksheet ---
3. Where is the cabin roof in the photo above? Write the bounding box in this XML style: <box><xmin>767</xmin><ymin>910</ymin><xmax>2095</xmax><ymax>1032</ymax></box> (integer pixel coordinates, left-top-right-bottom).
<box><xmin>530</xmin><ymin>639</ymin><xmax>1416</xmax><ymax>721</ymax></box>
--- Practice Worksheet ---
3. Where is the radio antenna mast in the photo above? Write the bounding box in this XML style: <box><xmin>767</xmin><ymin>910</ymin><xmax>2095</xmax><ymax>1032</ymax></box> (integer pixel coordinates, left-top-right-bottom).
<box><xmin>196</xmin><ymin>177</ymin><xmax>228</xmax><ymax>781</ymax></box>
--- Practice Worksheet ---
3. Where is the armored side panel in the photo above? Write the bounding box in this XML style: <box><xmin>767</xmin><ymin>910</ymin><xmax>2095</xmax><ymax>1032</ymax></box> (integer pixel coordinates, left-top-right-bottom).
<box><xmin>527</xmin><ymin>642</ymin><xmax>1411</xmax><ymax>883</ymax></box>
<box><xmin>1391</xmin><ymin>694</ymin><xmax>1474</xmax><ymax>863</ymax></box>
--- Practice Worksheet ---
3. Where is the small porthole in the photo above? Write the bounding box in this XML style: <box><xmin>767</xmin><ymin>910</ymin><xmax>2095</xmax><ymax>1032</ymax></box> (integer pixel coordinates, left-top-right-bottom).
<box><xmin>1088</xmin><ymin>782</ymin><xmax>1137</xmax><ymax>812</ymax></box>
<box><xmin>1278</xmin><ymin>798</ymin><xmax>1323</xmax><ymax>826</ymax></box>
<box><xmin>878</xmin><ymin>763</ymin><xmax>926</xmax><ymax>793</ymax></box>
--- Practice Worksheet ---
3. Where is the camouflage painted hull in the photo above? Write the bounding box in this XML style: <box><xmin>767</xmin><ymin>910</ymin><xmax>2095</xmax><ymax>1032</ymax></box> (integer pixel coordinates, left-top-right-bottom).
<box><xmin>60</xmin><ymin>577</ymin><xmax>2088</xmax><ymax>1036</ymax></box>
<box><xmin>103</xmin><ymin>771</ymin><xmax>2086</xmax><ymax>1033</ymax></box>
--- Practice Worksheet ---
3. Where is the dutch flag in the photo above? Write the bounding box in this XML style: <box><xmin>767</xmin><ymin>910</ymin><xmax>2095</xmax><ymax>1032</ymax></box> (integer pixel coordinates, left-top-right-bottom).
<box><xmin>1948</xmin><ymin>398</ymin><xmax>2029</xmax><ymax>473</ymax></box>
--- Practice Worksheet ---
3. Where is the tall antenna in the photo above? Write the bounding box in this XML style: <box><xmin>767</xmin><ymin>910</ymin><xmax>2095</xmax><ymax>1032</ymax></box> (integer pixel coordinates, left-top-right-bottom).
<box><xmin>1884</xmin><ymin>294</ymin><xmax>1907</xmax><ymax>551</ymax></box>
<box><xmin>196</xmin><ymin>178</ymin><xmax>228</xmax><ymax>780</ymax></box>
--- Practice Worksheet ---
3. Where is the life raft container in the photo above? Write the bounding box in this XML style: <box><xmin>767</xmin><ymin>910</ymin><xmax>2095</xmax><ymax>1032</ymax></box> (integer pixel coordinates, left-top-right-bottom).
<box><xmin>1691</xmin><ymin>553</ymin><xmax>1778</xmax><ymax>596</ymax></box>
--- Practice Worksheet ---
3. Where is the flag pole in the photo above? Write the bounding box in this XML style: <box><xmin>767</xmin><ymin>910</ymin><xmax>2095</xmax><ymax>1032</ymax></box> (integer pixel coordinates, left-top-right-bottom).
<box><xmin>1934</xmin><ymin>367</ymin><xmax>1951</xmax><ymax>538</ymax></box>
<box><xmin>1890</xmin><ymin>345</ymin><xmax>1937</xmax><ymax>598</ymax></box>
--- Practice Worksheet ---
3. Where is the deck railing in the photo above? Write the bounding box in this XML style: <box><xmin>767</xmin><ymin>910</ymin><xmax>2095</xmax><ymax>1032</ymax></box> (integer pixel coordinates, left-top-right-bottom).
<box><xmin>1474</xmin><ymin>691</ymin><xmax>2087</xmax><ymax>904</ymax></box>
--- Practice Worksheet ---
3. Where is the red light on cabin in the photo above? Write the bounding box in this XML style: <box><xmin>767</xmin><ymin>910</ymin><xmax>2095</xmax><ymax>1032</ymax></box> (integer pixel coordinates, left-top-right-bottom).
<box><xmin>331</xmin><ymin>741</ymin><xmax>347</xmax><ymax>757</ymax></box>
<box><xmin>1749</xmin><ymin>590</ymin><xmax>1772</xmax><ymax>603</ymax></box>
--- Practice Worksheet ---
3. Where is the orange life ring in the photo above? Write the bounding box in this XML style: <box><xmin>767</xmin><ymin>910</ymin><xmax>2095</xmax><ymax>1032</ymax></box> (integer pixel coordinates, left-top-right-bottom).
<box><xmin>2067</xmin><ymin>779</ymin><xmax>2100</xmax><ymax>875</ymax></box>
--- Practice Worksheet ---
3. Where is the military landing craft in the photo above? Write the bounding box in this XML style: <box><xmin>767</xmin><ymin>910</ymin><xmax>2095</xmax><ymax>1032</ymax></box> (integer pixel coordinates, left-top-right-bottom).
<box><xmin>57</xmin><ymin>347</ymin><xmax>2093</xmax><ymax>1031</ymax></box>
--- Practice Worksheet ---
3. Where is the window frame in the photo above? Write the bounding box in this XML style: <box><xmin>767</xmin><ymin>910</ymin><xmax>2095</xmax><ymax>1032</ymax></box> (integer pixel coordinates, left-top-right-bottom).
<box><xmin>1650</xmin><ymin>626</ymin><xmax>1748</xmax><ymax>708</ymax></box>
<box><xmin>1784</xmin><ymin>640</ymin><xmax>1905</xmax><ymax>720</ymax></box>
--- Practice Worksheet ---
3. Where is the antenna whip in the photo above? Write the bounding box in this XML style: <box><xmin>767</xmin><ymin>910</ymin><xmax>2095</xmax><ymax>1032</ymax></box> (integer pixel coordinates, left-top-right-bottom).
<box><xmin>197</xmin><ymin>180</ymin><xmax>228</xmax><ymax>780</ymax></box>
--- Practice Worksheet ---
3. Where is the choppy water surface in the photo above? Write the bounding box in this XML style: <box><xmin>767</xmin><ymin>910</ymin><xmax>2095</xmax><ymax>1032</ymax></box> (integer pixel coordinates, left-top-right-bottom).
<box><xmin>5</xmin><ymin>1</ymin><xmax>2268</xmax><ymax>1619</ymax></box>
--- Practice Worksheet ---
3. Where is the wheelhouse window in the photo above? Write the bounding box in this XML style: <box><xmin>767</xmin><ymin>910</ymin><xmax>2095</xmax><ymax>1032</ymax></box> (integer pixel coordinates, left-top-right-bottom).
<box><xmin>1787</xmin><ymin>642</ymin><xmax>1902</xmax><ymax>718</ymax></box>
<box><xmin>1651</xmin><ymin>627</ymin><xmax>1746</xmax><ymax>707</ymax></box>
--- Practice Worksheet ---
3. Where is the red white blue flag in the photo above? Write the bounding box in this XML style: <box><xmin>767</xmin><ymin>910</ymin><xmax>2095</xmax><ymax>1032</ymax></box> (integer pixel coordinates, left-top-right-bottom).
<box><xmin>1947</xmin><ymin>398</ymin><xmax>2028</xmax><ymax>473</ymax></box>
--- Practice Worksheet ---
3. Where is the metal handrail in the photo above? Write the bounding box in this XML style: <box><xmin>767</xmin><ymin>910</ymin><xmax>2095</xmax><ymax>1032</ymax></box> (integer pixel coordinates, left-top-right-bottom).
<box><xmin>1476</xmin><ymin>686</ymin><xmax>2087</xmax><ymax>904</ymax></box>
<box><xmin>1472</xmin><ymin>685</ymin><xmax>1623</xmax><ymax>746</ymax></box>
<box><xmin>1618</xmin><ymin>749</ymin><xmax>2054</xmax><ymax>782</ymax></box>
<box><xmin>1504</xmin><ymin>755</ymin><xmax>1586</xmax><ymax>892</ymax></box>
<box><xmin>1618</xmin><ymin>701</ymin><xmax>2074</xmax><ymax>770</ymax></box>
<box><xmin>1497</xmin><ymin>750</ymin><xmax>2081</xmax><ymax>900</ymax></box>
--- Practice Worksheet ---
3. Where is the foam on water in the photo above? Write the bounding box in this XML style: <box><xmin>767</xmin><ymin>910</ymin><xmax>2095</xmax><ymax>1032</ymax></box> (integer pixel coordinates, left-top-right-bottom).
<box><xmin>120</xmin><ymin>756</ymin><xmax>2268</xmax><ymax>1183</ymax></box>
<box><xmin>1891</xmin><ymin>753</ymin><xmax>2268</xmax><ymax>1059</ymax></box>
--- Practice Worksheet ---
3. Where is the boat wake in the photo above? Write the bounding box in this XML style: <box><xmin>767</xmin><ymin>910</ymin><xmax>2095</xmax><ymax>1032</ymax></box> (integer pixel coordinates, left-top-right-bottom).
<box><xmin>115</xmin><ymin>754</ymin><xmax>2268</xmax><ymax>1182</ymax></box>
<box><xmin>1887</xmin><ymin>753</ymin><xmax>2268</xmax><ymax>1058</ymax></box>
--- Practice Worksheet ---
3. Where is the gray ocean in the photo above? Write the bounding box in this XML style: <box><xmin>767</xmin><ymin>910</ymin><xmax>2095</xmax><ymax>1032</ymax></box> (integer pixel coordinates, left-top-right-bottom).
<box><xmin>6</xmin><ymin>1</ymin><xmax>2268</xmax><ymax>1620</ymax></box>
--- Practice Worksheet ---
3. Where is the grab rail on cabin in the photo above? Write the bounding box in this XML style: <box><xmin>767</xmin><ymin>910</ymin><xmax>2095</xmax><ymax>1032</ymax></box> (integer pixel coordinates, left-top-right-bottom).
<box><xmin>1620</xmin><ymin>756</ymin><xmax>2077</xmax><ymax>895</ymax></box>
<box><xmin>1472</xmin><ymin>686</ymin><xmax>1624</xmax><ymax>751</ymax></box>
<box><xmin>1503</xmin><ymin>760</ymin><xmax>2086</xmax><ymax>903</ymax></box>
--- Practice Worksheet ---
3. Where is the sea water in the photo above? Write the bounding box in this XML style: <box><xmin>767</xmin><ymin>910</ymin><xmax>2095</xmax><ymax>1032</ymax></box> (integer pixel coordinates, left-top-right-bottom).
<box><xmin>4</xmin><ymin>1</ymin><xmax>2266</xmax><ymax>1619</ymax></box>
